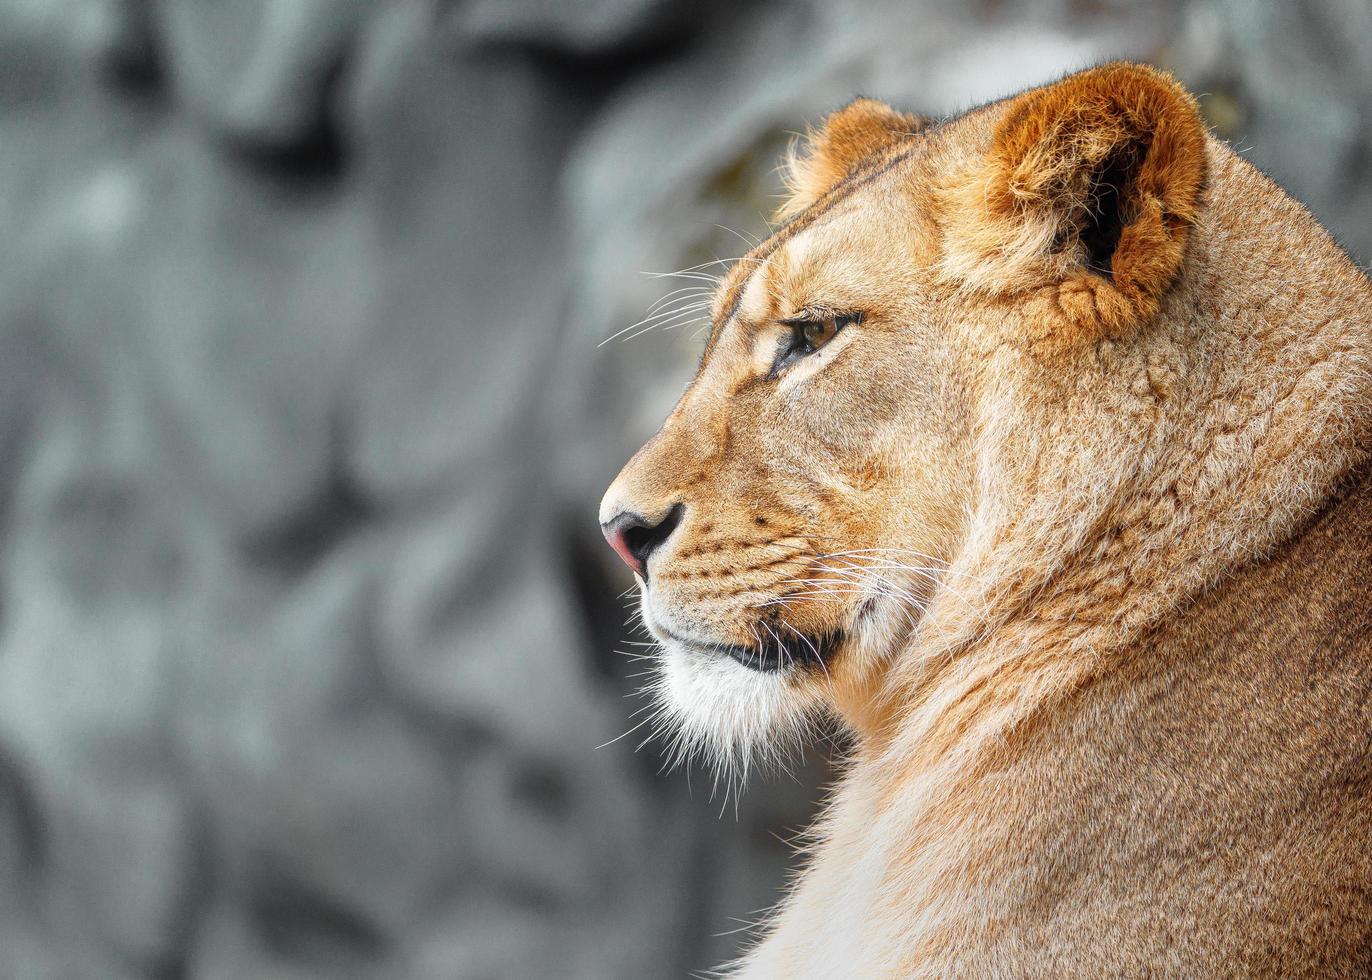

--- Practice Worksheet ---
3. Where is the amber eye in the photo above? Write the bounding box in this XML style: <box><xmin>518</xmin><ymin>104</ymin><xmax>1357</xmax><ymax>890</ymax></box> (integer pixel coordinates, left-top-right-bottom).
<box><xmin>771</xmin><ymin>312</ymin><xmax>859</xmax><ymax>376</ymax></box>
<box><xmin>800</xmin><ymin>318</ymin><xmax>839</xmax><ymax>351</ymax></box>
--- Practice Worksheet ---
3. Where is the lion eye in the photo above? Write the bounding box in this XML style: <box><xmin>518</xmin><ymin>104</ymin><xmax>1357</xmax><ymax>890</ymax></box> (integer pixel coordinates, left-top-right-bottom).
<box><xmin>771</xmin><ymin>313</ymin><xmax>858</xmax><ymax>376</ymax></box>
<box><xmin>800</xmin><ymin>318</ymin><xmax>839</xmax><ymax>350</ymax></box>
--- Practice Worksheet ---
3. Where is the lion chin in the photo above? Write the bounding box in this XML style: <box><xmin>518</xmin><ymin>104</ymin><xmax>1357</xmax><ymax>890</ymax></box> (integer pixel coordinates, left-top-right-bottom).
<box><xmin>636</xmin><ymin>601</ymin><xmax>827</xmax><ymax>772</ymax></box>
<box><xmin>651</xmin><ymin>638</ymin><xmax>801</xmax><ymax>771</ymax></box>
<box><xmin>642</xmin><ymin>589</ymin><xmax>911</xmax><ymax>775</ymax></box>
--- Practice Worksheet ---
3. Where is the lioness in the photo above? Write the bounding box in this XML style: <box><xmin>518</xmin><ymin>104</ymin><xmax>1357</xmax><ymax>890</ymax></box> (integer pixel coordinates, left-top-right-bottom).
<box><xmin>600</xmin><ymin>63</ymin><xmax>1372</xmax><ymax>977</ymax></box>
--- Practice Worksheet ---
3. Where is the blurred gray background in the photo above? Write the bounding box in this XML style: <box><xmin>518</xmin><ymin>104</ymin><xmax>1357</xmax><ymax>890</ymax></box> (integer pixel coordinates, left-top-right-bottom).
<box><xmin>0</xmin><ymin>1</ymin><xmax>1368</xmax><ymax>977</ymax></box>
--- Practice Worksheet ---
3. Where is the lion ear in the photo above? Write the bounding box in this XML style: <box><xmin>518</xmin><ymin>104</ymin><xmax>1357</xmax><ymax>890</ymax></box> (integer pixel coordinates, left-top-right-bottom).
<box><xmin>778</xmin><ymin>98</ymin><xmax>926</xmax><ymax>221</ymax></box>
<box><xmin>941</xmin><ymin>62</ymin><xmax>1208</xmax><ymax>342</ymax></box>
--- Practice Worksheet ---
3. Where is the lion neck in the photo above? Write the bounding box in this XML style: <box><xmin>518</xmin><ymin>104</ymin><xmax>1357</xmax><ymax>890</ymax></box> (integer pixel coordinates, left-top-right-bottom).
<box><xmin>844</xmin><ymin>144</ymin><xmax>1372</xmax><ymax>764</ymax></box>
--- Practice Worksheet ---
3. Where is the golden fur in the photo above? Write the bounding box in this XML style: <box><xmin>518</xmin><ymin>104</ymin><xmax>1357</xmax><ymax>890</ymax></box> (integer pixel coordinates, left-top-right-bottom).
<box><xmin>600</xmin><ymin>63</ymin><xmax>1372</xmax><ymax>976</ymax></box>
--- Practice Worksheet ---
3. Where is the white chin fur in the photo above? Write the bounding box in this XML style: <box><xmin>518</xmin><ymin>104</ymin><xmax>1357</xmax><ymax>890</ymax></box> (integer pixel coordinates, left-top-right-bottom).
<box><xmin>651</xmin><ymin>640</ymin><xmax>817</xmax><ymax>778</ymax></box>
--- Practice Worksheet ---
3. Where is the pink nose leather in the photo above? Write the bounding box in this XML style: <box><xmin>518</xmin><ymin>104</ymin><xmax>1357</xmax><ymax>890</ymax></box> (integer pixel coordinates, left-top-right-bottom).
<box><xmin>603</xmin><ymin>522</ymin><xmax>645</xmax><ymax>578</ymax></box>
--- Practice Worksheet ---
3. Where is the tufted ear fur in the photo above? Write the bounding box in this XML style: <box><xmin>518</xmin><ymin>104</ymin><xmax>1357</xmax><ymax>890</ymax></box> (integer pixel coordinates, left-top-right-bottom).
<box><xmin>779</xmin><ymin>98</ymin><xmax>927</xmax><ymax>221</ymax></box>
<box><xmin>940</xmin><ymin>62</ymin><xmax>1208</xmax><ymax>345</ymax></box>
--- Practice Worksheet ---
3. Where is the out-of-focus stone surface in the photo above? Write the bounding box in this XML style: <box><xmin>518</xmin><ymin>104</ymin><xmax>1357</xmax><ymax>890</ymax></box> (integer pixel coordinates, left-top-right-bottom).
<box><xmin>0</xmin><ymin>1</ymin><xmax>1368</xmax><ymax>977</ymax></box>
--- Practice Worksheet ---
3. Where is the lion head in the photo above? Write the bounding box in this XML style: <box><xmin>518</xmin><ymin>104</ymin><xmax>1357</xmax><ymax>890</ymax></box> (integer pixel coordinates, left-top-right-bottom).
<box><xmin>598</xmin><ymin>62</ymin><xmax>1359</xmax><ymax>772</ymax></box>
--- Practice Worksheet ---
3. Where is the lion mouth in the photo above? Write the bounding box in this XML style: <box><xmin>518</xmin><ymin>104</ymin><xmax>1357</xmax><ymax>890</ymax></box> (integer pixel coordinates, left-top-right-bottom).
<box><xmin>723</xmin><ymin>632</ymin><xmax>839</xmax><ymax>672</ymax></box>
<box><xmin>667</xmin><ymin>627</ymin><xmax>840</xmax><ymax>673</ymax></box>
<box><xmin>648</xmin><ymin>604</ymin><xmax>844</xmax><ymax>673</ymax></box>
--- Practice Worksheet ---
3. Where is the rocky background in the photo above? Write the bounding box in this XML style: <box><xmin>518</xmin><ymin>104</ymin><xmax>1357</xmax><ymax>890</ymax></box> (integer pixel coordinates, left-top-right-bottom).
<box><xmin>0</xmin><ymin>1</ymin><xmax>1367</xmax><ymax>978</ymax></box>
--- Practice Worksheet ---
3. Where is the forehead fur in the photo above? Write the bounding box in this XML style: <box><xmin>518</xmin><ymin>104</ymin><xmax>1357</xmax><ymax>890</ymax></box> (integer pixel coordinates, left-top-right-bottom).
<box><xmin>710</xmin><ymin>232</ymin><xmax>817</xmax><ymax>343</ymax></box>
<box><xmin>707</xmin><ymin>139</ymin><xmax>937</xmax><ymax>346</ymax></box>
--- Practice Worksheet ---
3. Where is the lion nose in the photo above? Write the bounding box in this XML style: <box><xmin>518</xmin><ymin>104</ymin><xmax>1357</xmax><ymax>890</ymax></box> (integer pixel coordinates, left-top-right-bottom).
<box><xmin>600</xmin><ymin>504</ymin><xmax>684</xmax><ymax>580</ymax></box>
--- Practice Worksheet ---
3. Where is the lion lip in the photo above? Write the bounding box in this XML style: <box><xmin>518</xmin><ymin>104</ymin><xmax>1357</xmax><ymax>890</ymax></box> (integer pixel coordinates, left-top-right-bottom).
<box><xmin>653</xmin><ymin>618</ymin><xmax>839</xmax><ymax>673</ymax></box>
<box><xmin>719</xmin><ymin>631</ymin><xmax>839</xmax><ymax>673</ymax></box>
